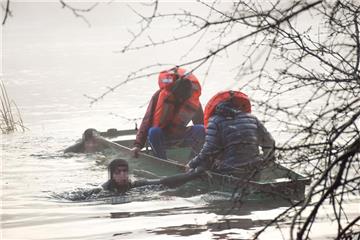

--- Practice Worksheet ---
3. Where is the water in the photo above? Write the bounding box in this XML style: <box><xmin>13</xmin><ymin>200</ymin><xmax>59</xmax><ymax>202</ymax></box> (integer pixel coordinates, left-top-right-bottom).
<box><xmin>1</xmin><ymin>130</ymin><xmax>297</xmax><ymax>240</ymax></box>
<box><xmin>2</xmin><ymin>2</ymin><xmax>359</xmax><ymax>240</ymax></box>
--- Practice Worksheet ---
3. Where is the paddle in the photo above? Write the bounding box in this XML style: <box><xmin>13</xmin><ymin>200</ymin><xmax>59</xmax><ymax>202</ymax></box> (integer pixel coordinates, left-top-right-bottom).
<box><xmin>94</xmin><ymin>134</ymin><xmax>186</xmax><ymax>169</ymax></box>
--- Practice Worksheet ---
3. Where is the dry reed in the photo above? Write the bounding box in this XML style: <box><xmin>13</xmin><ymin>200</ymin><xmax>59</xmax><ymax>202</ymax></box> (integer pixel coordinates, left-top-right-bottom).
<box><xmin>0</xmin><ymin>80</ymin><xmax>26</xmax><ymax>133</ymax></box>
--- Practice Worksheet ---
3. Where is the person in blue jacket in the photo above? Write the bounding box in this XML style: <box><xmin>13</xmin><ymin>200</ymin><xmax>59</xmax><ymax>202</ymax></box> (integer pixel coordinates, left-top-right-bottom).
<box><xmin>186</xmin><ymin>98</ymin><xmax>275</xmax><ymax>172</ymax></box>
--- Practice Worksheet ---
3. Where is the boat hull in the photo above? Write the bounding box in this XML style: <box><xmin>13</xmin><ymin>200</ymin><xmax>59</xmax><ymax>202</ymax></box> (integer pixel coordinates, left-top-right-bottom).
<box><xmin>101</xmin><ymin>128</ymin><xmax>310</xmax><ymax>201</ymax></box>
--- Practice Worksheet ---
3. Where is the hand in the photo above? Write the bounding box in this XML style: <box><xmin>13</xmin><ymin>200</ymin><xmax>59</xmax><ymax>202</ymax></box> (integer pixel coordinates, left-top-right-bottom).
<box><xmin>131</xmin><ymin>146</ymin><xmax>141</xmax><ymax>158</ymax></box>
<box><xmin>184</xmin><ymin>163</ymin><xmax>193</xmax><ymax>172</ymax></box>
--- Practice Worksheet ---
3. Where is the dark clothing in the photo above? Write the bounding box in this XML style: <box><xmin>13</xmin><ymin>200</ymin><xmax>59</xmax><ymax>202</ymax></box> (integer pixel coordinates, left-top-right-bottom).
<box><xmin>147</xmin><ymin>125</ymin><xmax>205</xmax><ymax>159</ymax></box>
<box><xmin>134</xmin><ymin>90</ymin><xmax>204</xmax><ymax>149</ymax></box>
<box><xmin>101</xmin><ymin>171</ymin><xmax>202</xmax><ymax>193</ymax></box>
<box><xmin>101</xmin><ymin>179</ymin><xmax>163</xmax><ymax>193</ymax></box>
<box><xmin>64</xmin><ymin>140</ymin><xmax>108</xmax><ymax>153</ymax></box>
<box><xmin>64</xmin><ymin>142</ymin><xmax>84</xmax><ymax>153</ymax></box>
<box><xmin>134</xmin><ymin>90</ymin><xmax>161</xmax><ymax>149</ymax></box>
<box><xmin>188</xmin><ymin>111</ymin><xmax>275</xmax><ymax>171</ymax></box>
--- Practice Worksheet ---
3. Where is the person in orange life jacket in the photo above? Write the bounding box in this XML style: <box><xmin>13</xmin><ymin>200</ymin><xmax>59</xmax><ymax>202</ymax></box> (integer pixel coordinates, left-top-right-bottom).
<box><xmin>131</xmin><ymin>67</ymin><xmax>205</xmax><ymax>159</ymax></box>
<box><xmin>185</xmin><ymin>91</ymin><xmax>275</xmax><ymax>172</ymax></box>
<box><xmin>64</xmin><ymin>128</ymin><xmax>108</xmax><ymax>153</ymax></box>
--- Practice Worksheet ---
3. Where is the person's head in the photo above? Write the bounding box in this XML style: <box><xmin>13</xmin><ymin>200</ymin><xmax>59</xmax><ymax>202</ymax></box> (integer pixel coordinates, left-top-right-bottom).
<box><xmin>82</xmin><ymin>128</ymin><xmax>97</xmax><ymax>141</ymax></box>
<box><xmin>171</xmin><ymin>78</ymin><xmax>193</xmax><ymax>103</ymax></box>
<box><xmin>215</xmin><ymin>100</ymin><xmax>239</xmax><ymax>117</ymax></box>
<box><xmin>82</xmin><ymin>128</ymin><xmax>101</xmax><ymax>153</ymax></box>
<box><xmin>108</xmin><ymin>158</ymin><xmax>129</xmax><ymax>188</ymax></box>
<box><xmin>158</xmin><ymin>67</ymin><xmax>199</xmax><ymax>103</ymax></box>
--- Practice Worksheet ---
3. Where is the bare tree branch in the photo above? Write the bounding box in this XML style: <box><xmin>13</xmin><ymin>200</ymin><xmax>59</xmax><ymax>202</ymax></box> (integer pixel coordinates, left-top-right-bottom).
<box><xmin>2</xmin><ymin>0</ymin><xmax>11</xmax><ymax>25</ymax></box>
<box><xmin>59</xmin><ymin>0</ymin><xmax>99</xmax><ymax>27</ymax></box>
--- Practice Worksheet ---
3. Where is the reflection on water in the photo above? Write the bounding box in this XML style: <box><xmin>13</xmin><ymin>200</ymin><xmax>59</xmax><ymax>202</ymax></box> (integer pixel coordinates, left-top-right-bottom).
<box><xmin>109</xmin><ymin>201</ymin><xmax>287</xmax><ymax>239</ymax></box>
<box><xmin>146</xmin><ymin>218</ymin><xmax>272</xmax><ymax>237</ymax></box>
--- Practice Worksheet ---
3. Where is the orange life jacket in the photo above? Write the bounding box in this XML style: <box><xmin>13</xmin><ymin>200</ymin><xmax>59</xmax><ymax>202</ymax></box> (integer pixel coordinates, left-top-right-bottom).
<box><xmin>153</xmin><ymin>67</ymin><xmax>201</xmax><ymax>135</ymax></box>
<box><xmin>204</xmin><ymin>90</ymin><xmax>251</xmax><ymax>128</ymax></box>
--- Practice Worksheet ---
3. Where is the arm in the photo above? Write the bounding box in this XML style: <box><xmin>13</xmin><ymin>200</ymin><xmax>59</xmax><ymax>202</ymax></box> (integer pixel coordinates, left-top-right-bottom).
<box><xmin>256</xmin><ymin>119</ymin><xmax>275</xmax><ymax>160</ymax></box>
<box><xmin>187</xmin><ymin>117</ymin><xmax>222</xmax><ymax>169</ymax></box>
<box><xmin>132</xmin><ymin>170</ymin><xmax>203</xmax><ymax>189</ymax></box>
<box><xmin>132</xmin><ymin>179</ymin><xmax>162</xmax><ymax>188</ymax></box>
<box><xmin>192</xmin><ymin>104</ymin><xmax>204</xmax><ymax>125</ymax></box>
<box><xmin>134</xmin><ymin>90</ymin><xmax>160</xmax><ymax>149</ymax></box>
<box><xmin>156</xmin><ymin>95</ymin><xmax>175</xmax><ymax>128</ymax></box>
<box><xmin>85</xmin><ymin>187</ymin><xmax>103</xmax><ymax>196</ymax></box>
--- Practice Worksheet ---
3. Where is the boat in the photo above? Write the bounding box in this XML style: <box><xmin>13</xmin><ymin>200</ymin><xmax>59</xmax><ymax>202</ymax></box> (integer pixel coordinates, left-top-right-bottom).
<box><xmin>99</xmin><ymin>128</ymin><xmax>311</xmax><ymax>202</ymax></box>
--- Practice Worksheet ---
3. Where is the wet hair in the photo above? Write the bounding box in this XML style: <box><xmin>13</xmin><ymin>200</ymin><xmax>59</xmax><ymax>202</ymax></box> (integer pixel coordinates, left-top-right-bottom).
<box><xmin>82</xmin><ymin>128</ymin><xmax>97</xmax><ymax>142</ymax></box>
<box><xmin>108</xmin><ymin>158</ymin><xmax>129</xmax><ymax>179</ymax></box>
<box><xmin>171</xmin><ymin>78</ymin><xmax>192</xmax><ymax>102</ymax></box>
<box><xmin>104</xmin><ymin>158</ymin><xmax>130</xmax><ymax>192</ymax></box>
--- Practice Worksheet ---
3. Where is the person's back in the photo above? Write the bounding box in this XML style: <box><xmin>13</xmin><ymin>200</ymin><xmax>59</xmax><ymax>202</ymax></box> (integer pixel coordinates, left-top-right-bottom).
<box><xmin>187</xmin><ymin>91</ymin><xmax>275</xmax><ymax>171</ymax></box>
<box><xmin>208</xmin><ymin>109</ymin><xmax>274</xmax><ymax>169</ymax></box>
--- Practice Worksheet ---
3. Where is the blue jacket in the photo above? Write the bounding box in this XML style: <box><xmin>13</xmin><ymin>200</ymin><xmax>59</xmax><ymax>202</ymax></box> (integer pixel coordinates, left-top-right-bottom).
<box><xmin>188</xmin><ymin>109</ymin><xmax>275</xmax><ymax>170</ymax></box>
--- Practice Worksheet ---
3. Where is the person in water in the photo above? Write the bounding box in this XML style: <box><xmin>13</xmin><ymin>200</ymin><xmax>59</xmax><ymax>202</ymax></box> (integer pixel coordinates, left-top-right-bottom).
<box><xmin>131</xmin><ymin>67</ymin><xmax>205</xmax><ymax>159</ymax></box>
<box><xmin>101</xmin><ymin>158</ymin><xmax>201</xmax><ymax>193</ymax></box>
<box><xmin>186</xmin><ymin>91</ymin><xmax>275</xmax><ymax>172</ymax></box>
<box><xmin>64</xmin><ymin>128</ymin><xmax>108</xmax><ymax>153</ymax></box>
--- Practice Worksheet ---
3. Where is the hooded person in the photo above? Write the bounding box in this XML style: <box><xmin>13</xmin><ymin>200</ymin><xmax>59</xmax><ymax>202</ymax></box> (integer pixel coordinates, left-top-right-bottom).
<box><xmin>131</xmin><ymin>67</ymin><xmax>205</xmax><ymax>160</ymax></box>
<box><xmin>186</xmin><ymin>90</ymin><xmax>275</xmax><ymax>172</ymax></box>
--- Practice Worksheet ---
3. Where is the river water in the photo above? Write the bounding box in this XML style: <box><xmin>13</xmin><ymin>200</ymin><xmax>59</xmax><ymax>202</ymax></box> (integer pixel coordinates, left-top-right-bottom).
<box><xmin>1</xmin><ymin>2</ymin><xmax>359</xmax><ymax>240</ymax></box>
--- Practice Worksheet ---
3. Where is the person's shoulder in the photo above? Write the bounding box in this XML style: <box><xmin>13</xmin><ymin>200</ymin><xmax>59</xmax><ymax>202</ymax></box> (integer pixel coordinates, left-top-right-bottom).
<box><xmin>237</xmin><ymin>111</ymin><xmax>257</xmax><ymax>119</ymax></box>
<box><xmin>101</xmin><ymin>180</ymin><xmax>112</xmax><ymax>190</ymax></box>
<box><xmin>237</xmin><ymin>112</ymin><xmax>263</xmax><ymax>126</ymax></box>
<box><xmin>64</xmin><ymin>141</ymin><xmax>84</xmax><ymax>153</ymax></box>
<box><xmin>148</xmin><ymin>90</ymin><xmax>161</xmax><ymax>104</ymax></box>
<box><xmin>209</xmin><ymin>114</ymin><xmax>225</xmax><ymax>123</ymax></box>
<box><xmin>152</xmin><ymin>89</ymin><xmax>161</xmax><ymax>97</ymax></box>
